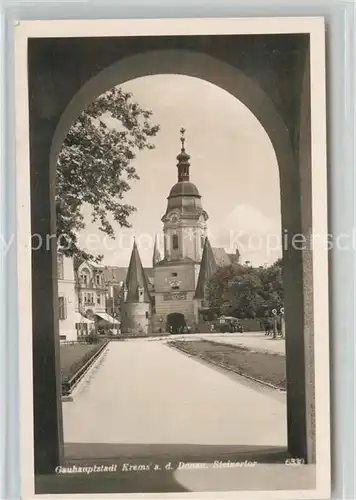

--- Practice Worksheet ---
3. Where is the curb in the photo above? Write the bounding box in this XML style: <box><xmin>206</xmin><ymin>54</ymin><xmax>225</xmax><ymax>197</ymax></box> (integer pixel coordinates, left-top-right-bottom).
<box><xmin>169</xmin><ymin>342</ymin><xmax>286</xmax><ymax>393</ymax></box>
<box><xmin>61</xmin><ymin>340</ymin><xmax>109</xmax><ymax>398</ymax></box>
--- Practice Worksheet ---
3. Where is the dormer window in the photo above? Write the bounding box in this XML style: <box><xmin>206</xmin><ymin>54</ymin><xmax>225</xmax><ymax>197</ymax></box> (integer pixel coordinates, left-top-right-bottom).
<box><xmin>172</xmin><ymin>234</ymin><xmax>179</xmax><ymax>250</ymax></box>
<box><xmin>80</xmin><ymin>269</ymin><xmax>89</xmax><ymax>286</ymax></box>
<box><xmin>138</xmin><ymin>285</ymin><xmax>144</xmax><ymax>302</ymax></box>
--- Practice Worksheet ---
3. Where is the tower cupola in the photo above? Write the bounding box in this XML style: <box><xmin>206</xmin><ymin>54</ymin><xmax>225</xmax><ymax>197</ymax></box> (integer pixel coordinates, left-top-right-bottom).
<box><xmin>177</xmin><ymin>127</ymin><xmax>191</xmax><ymax>182</ymax></box>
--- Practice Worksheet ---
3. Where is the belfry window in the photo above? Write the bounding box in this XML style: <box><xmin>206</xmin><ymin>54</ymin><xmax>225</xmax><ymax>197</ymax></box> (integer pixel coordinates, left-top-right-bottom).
<box><xmin>172</xmin><ymin>234</ymin><xmax>179</xmax><ymax>250</ymax></box>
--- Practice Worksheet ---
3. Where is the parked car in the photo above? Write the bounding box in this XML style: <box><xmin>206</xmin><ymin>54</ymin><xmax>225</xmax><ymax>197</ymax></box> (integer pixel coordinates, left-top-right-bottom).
<box><xmin>218</xmin><ymin>316</ymin><xmax>244</xmax><ymax>333</ymax></box>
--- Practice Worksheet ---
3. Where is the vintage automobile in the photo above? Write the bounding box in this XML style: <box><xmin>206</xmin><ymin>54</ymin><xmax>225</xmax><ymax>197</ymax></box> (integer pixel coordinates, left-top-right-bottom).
<box><xmin>218</xmin><ymin>316</ymin><xmax>244</xmax><ymax>333</ymax></box>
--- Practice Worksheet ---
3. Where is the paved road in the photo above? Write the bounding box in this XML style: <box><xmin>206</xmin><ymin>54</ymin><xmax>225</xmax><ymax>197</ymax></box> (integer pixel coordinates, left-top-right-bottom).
<box><xmin>195</xmin><ymin>332</ymin><xmax>285</xmax><ymax>355</ymax></box>
<box><xmin>63</xmin><ymin>340</ymin><xmax>286</xmax><ymax>448</ymax></box>
<box><xmin>140</xmin><ymin>332</ymin><xmax>285</xmax><ymax>355</ymax></box>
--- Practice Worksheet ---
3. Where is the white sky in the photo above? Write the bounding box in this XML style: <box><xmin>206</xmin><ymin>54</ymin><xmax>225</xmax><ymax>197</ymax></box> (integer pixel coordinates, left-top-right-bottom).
<box><xmin>78</xmin><ymin>74</ymin><xmax>282</xmax><ymax>268</ymax></box>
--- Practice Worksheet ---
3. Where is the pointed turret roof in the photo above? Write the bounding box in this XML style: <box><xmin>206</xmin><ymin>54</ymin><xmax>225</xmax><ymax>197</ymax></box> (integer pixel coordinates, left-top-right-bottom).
<box><xmin>125</xmin><ymin>240</ymin><xmax>151</xmax><ymax>303</ymax></box>
<box><xmin>152</xmin><ymin>235</ymin><xmax>161</xmax><ymax>267</ymax></box>
<box><xmin>195</xmin><ymin>237</ymin><xmax>218</xmax><ymax>299</ymax></box>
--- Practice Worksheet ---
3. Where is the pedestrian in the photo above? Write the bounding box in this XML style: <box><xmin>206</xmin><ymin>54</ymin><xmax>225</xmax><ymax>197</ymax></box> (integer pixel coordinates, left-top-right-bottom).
<box><xmin>277</xmin><ymin>316</ymin><xmax>282</xmax><ymax>337</ymax></box>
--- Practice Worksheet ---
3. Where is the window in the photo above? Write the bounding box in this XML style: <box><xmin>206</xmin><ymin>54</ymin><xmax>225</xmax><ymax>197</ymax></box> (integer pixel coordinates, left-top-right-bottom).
<box><xmin>96</xmin><ymin>293</ymin><xmax>101</xmax><ymax>305</ymax></box>
<box><xmin>172</xmin><ymin>234</ymin><xmax>179</xmax><ymax>250</ymax></box>
<box><xmin>58</xmin><ymin>297</ymin><xmax>67</xmax><ymax>320</ymax></box>
<box><xmin>57</xmin><ymin>254</ymin><xmax>64</xmax><ymax>279</ymax></box>
<box><xmin>96</xmin><ymin>274</ymin><xmax>101</xmax><ymax>286</ymax></box>
<box><xmin>145</xmin><ymin>311</ymin><xmax>149</xmax><ymax>319</ymax></box>
<box><xmin>172</xmin><ymin>272</ymin><xmax>177</xmax><ymax>277</ymax></box>
<box><xmin>80</xmin><ymin>274</ymin><xmax>88</xmax><ymax>286</ymax></box>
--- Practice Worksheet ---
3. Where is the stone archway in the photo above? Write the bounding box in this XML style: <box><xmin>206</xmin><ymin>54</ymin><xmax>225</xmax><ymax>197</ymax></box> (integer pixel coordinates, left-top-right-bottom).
<box><xmin>28</xmin><ymin>40</ymin><xmax>314</xmax><ymax>473</ymax></box>
<box><xmin>166</xmin><ymin>312</ymin><xmax>186</xmax><ymax>334</ymax></box>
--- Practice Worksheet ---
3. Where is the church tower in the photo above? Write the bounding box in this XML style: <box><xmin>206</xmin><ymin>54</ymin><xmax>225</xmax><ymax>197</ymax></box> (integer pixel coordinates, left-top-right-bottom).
<box><xmin>194</xmin><ymin>236</ymin><xmax>219</xmax><ymax>321</ymax></box>
<box><xmin>161</xmin><ymin>128</ymin><xmax>208</xmax><ymax>263</ymax></box>
<box><xmin>152</xmin><ymin>129</ymin><xmax>208</xmax><ymax>333</ymax></box>
<box><xmin>121</xmin><ymin>239</ymin><xmax>152</xmax><ymax>336</ymax></box>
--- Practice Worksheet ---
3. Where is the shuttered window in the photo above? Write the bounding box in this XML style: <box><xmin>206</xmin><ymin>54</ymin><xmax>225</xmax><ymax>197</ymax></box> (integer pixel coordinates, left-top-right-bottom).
<box><xmin>58</xmin><ymin>297</ymin><xmax>67</xmax><ymax>320</ymax></box>
<box><xmin>57</xmin><ymin>254</ymin><xmax>64</xmax><ymax>279</ymax></box>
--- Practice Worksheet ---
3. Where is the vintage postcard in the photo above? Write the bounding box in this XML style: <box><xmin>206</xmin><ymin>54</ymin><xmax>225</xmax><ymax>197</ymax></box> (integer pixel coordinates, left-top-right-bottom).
<box><xmin>14</xmin><ymin>17</ymin><xmax>330</xmax><ymax>499</ymax></box>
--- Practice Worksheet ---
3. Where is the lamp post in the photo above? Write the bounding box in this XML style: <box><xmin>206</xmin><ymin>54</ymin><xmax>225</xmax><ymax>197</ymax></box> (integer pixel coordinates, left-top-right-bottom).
<box><xmin>271</xmin><ymin>308</ymin><xmax>278</xmax><ymax>339</ymax></box>
<box><xmin>280</xmin><ymin>307</ymin><xmax>285</xmax><ymax>338</ymax></box>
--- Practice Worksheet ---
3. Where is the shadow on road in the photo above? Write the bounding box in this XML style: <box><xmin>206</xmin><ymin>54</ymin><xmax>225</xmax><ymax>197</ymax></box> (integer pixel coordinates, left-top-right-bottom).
<box><xmin>35</xmin><ymin>443</ymin><xmax>290</xmax><ymax>494</ymax></box>
<box><xmin>64</xmin><ymin>442</ymin><xmax>289</xmax><ymax>463</ymax></box>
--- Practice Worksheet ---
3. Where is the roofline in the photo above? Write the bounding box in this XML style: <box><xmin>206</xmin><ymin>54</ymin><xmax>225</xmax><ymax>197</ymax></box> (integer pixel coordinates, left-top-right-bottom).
<box><xmin>167</xmin><ymin>193</ymin><xmax>201</xmax><ymax>199</ymax></box>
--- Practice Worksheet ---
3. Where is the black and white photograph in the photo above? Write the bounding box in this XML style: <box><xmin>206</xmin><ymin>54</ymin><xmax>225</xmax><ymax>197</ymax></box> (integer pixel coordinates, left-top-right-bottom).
<box><xmin>15</xmin><ymin>17</ymin><xmax>330</xmax><ymax>499</ymax></box>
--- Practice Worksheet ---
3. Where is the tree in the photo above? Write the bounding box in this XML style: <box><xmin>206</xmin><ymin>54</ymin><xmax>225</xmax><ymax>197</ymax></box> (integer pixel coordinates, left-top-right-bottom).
<box><xmin>207</xmin><ymin>259</ymin><xmax>284</xmax><ymax>318</ymax></box>
<box><xmin>56</xmin><ymin>87</ymin><xmax>160</xmax><ymax>261</ymax></box>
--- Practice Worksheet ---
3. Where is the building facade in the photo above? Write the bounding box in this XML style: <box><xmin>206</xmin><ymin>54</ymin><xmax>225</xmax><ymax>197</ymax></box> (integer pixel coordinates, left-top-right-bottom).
<box><xmin>120</xmin><ymin>129</ymin><xmax>239</xmax><ymax>335</ymax></box>
<box><xmin>57</xmin><ymin>253</ymin><xmax>77</xmax><ymax>341</ymax></box>
<box><xmin>76</xmin><ymin>261</ymin><xmax>107</xmax><ymax>318</ymax></box>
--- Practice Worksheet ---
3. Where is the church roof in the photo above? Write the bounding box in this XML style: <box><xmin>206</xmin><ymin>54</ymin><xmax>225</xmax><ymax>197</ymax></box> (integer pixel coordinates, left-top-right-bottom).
<box><xmin>102</xmin><ymin>266</ymin><xmax>153</xmax><ymax>284</ymax></box>
<box><xmin>152</xmin><ymin>236</ymin><xmax>161</xmax><ymax>266</ymax></box>
<box><xmin>194</xmin><ymin>238</ymin><xmax>219</xmax><ymax>299</ymax></box>
<box><xmin>168</xmin><ymin>181</ymin><xmax>201</xmax><ymax>198</ymax></box>
<box><xmin>155</xmin><ymin>256</ymin><xmax>197</xmax><ymax>267</ymax></box>
<box><xmin>103</xmin><ymin>267</ymin><xmax>128</xmax><ymax>283</ymax></box>
<box><xmin>212</xmin><ymin>247</ymin><xmax>232</xmax><ymax>267</ymax></box>
<box><xmin>125</xmin><ymin>241</ymin><xmax>152</xmax><ymax>303</ymax></box>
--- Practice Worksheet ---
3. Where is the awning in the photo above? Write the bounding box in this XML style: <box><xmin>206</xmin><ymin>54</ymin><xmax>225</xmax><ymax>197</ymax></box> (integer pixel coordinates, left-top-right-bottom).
<box><xmin>75</xmin><ymin>312</ymin><xmax>94</xmax><ymax>324</ymax></box>
<box><xmin>95</xmin><ymin>312</ymin><xmax>120</xmax><ymax>325</ymax></box>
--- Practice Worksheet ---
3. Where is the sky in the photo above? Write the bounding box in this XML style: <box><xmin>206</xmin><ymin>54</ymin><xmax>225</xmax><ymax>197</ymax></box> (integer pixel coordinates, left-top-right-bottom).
<box><xmin>78</xmin><ymin>74</ymin><xmax>282</xmax><ymax>268</ymax></box>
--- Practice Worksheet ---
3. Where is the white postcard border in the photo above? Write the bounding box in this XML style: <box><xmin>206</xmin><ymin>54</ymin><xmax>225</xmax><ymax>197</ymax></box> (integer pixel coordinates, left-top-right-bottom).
<box><xmin>14</xmin><ymin>16</ymin><xmax>329</xmax><ymax>500</ymax></box>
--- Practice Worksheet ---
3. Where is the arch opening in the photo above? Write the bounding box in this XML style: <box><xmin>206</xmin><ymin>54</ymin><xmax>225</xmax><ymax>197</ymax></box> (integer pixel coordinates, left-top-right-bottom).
<box><xmin>32</xmin><ymin>45</ymin><xmax>312</xmax><ymax>476</ymax></box>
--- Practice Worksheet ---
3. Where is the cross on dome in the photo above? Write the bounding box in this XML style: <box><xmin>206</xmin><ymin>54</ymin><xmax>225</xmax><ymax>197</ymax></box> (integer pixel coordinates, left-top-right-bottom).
<box><xmin>180</xmin><ymin>127</ymin><xmax>186</xmax><ymax>149</ymax></box>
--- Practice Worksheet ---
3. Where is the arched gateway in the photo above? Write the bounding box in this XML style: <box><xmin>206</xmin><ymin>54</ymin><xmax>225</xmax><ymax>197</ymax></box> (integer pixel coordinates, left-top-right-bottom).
<box><xmin>166</xmin><ymin>313</ymin><xmax>186</xmax><ymax>334</ymax></box>
<box><xmin>28</xmin><ymin>34</ymin><xmax>315</xmax><ymax>473</ymax></box>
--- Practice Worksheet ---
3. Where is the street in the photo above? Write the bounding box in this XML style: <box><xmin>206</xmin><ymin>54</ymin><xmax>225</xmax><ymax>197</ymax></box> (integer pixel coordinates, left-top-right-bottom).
<box><xmin>63</xmin><ymin>338</ymin><xmax>286</xmax><ymax>447</ymax></box>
